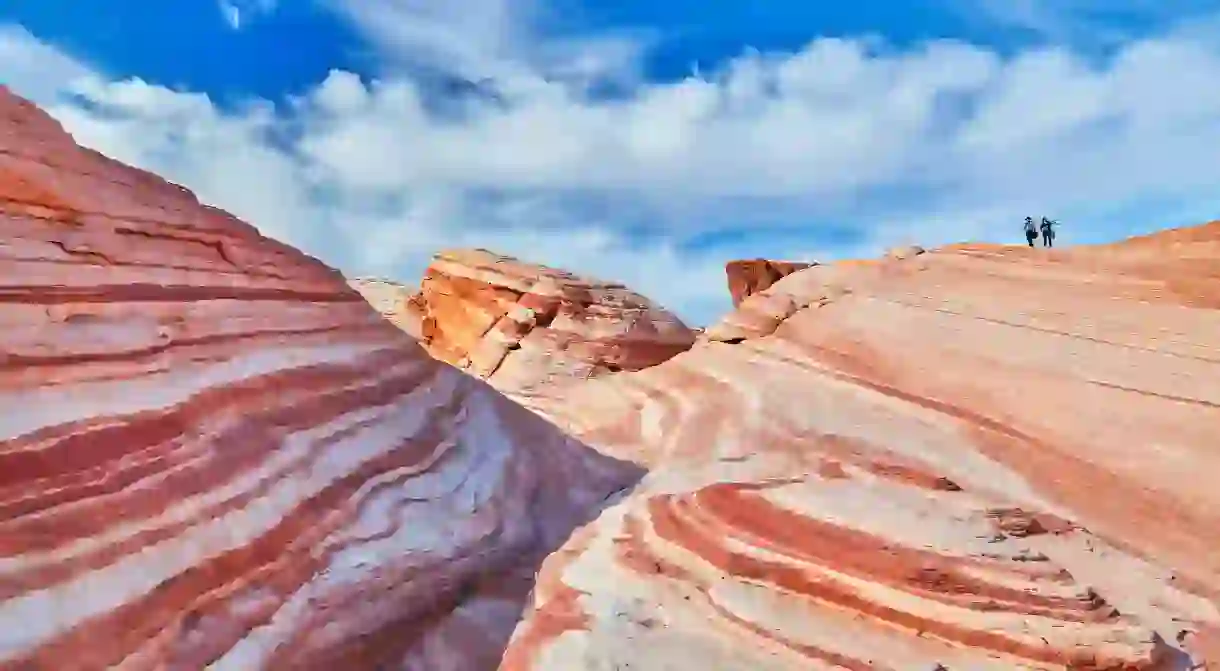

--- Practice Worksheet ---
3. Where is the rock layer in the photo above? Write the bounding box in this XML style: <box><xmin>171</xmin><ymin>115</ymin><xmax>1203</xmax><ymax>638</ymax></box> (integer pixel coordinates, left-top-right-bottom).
<box><xmin>364</xmin><ymin>249</ymin><xmax>697</xmax><ymax>395</ymax></box>
<box><xmin>0</xmin><ymin>88</ymin><xmax>640</xmax><ymax>670</ymax></box>
<box><xmin>724</xmin><ymin>259</ymin><xmax>814</xmax><ymax>307</ymax></box>
<box><xmin>506</xmin><ymin>226</ymin><xmax>1220</xmax><ymax>669</ymax></box>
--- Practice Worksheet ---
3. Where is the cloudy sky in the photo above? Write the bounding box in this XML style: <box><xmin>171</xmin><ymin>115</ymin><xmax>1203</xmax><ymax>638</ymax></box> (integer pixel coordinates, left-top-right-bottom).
<box><xmin>3</xmin><ymin>0</ymin><xmax>1220</xmax><ymax>324</ymax></box>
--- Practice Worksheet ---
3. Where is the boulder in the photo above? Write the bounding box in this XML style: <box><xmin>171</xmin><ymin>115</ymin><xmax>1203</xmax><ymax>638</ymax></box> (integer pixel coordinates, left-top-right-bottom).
<box><xmin>725</xmin><ymin>258</ymin><xmax>814</xmax><ymax>307</ymax></box>
<box><xmin>355</xmin><ymin>249</ymin><xmax>697</xmax><ymax>395</ymax></box>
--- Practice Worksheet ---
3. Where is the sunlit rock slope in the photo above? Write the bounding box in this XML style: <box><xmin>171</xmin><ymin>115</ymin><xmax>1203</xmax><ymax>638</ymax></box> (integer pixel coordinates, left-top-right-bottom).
<box><xmin>506</xmin><ymin>226</ymin><xmax>1220</xmax><ymax>669</ymax></box>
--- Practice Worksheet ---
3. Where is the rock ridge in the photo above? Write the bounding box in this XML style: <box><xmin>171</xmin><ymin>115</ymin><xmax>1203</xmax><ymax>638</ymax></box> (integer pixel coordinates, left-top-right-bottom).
<box><xmin>502</xmin><ymin>225</ymin><xmax>1220</xmax><ymax>669</ymax></box>
<box><xmin>0</xmin><ymin>86</ymin><xmax>641</xmax><ymax>670</ymax></box>
<box><xmin>352</xmin><ymin>248</ymin><xmax>697</xmax><ymax>395</ymax></box>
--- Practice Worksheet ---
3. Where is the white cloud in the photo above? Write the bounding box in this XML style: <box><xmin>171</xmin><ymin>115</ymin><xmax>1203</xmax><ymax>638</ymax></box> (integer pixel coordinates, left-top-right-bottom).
<box><xmin>957</xmin><ymin>0</ymin><xmax>1220</xmax><ymax>45</ymax></box>
<box><xmin>0</xmin><ymin>25</ymin><xmax>92</xmax><ymax>101</ymax></box>
<box><xmin>3</xmin><ymin>4</ymin><xmax>1220</xmax><ymax>325</ymax></box>
<box><xmin>325</xmin><ymin>0</ymin><xmax>651</xmax><ymax>86</ymax></box>
<box><xmin>218</xmin><ymin>0</ymin><xmax>278</xmax><ymax>30</ymax></box>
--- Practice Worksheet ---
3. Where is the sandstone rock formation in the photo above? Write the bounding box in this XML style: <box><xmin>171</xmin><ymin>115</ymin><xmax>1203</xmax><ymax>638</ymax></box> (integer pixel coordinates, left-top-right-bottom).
<box><xmin>356</xmin><ymin>249</ymin><xmax>697</xmax><ymax>395</ymax></box>
<box><xmin>506</xmin><ymin>227</ymin><xmax>1220</xmax><ymax>669</ymax></box>
<box><xmin>0</xmin><ymin>87</ymin><xmax>641</xmax><ymax>670</ymax></box>
<box><xmin>11</xmin><ymin>78</ymin><xmax>1218</xmax><ymax>670</ymax></box>
<box><xmin>725</xmin><ymin>259</ymin><xmax>814</xmax><ymax>307</ymax></box>
<box><xmin>348</xmin><ymin>277</ymin><xmax>424</xmax><ymax>340</ymax></box>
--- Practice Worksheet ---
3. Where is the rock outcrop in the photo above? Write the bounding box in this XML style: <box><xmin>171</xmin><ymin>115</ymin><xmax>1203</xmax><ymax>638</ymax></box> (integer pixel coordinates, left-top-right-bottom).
<box><xmin>505</xmin><ymin>227</ymin><xmax>1220</xmax><ymax>669</ymax></box>
<box><xmin>348</xmin><ymin>277</ymin><xmax>424</xmax><ymax>340</ymax></box>
<box><xmin>0</xmin><ymin>88</ymin><xmax>641</xmax><ymax>670</ymax></box>
<box><xmin>356</xmin><ymin>249</ymin><xmax>697</xmax><ymax>395</ymax></box>
<box><xmin>725</xmin><ymin>259</ymin><xmax>814</xmax><ymax>307</ymax></box>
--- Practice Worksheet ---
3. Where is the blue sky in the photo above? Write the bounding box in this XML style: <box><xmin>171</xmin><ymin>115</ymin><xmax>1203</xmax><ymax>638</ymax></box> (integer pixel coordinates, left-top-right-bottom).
<box><xmin>3</xmin><ymin>0</ymin><xmax>1220</xmax><ymax>323</ymax></box>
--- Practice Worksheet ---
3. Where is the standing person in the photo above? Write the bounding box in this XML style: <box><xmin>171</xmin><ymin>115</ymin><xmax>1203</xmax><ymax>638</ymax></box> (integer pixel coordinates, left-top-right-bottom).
<box><xmin>1024</xmin><ymin>217</ymin><xmax>1038</xmax><ymax>247</ymax></box>
<box><xmin>1040</xmin><ymin>217</ymin><xmax>1056</xmax><ymax>247</ymax></box>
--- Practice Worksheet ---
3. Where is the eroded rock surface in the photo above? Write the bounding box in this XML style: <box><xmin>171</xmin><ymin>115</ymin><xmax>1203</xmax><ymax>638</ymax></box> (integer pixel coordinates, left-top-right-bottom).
<box><xmin>0</xmin><ymin>88</ymin><xmax>640</xmax><ymax>670</ymax></box>
<box><xmin>725</xmin><ymin>259</ymin><xmax>814</xmax><ymax>307</ymax></box>
<box><xmin>349</xmin><ymin>277</ymin><xmax>424</xmax><ymax>340</ymax></box>
<box><xmin>359</xmin><ymin>249</ymin><xmax>697</xmax><ymax>396</ymax></box>
<box><xmin>507</xmin><ymin>226</ymin><xmax>1220</xmax><ymax>669</ymax></box>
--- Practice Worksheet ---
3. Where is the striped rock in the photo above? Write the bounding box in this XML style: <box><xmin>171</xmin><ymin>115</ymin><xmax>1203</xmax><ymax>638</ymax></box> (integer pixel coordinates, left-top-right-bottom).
<box><xmin>506</xmin><ymin>225</ymin><xmax>1220</xmax><ymax>669</ymax></box>
<box><xmin>354</xmin><ymin>249</ymin><xmax>697</xmax><ymax>396</ymax></box>
<box><xmin>0</xmin><ymin>87</ymin><xmax>641</xmax><ymax>670</ymax></box>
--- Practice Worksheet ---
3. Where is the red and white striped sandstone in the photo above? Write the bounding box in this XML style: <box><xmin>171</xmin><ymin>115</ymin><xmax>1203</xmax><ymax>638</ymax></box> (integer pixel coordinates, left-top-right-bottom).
<box><xmin>353</xmin><ymin>250</ymin><xmax>697</xmax><ymax>395</ymax></box>
<box><xmin>0</xmin><ymin>87</ymin><xmax>641</xmax><ymax>670</ymax></box>
<box><xmin>506</xmin><ymin>226</ymin><xmax>1220</xmax><ymax>669</ymax></box>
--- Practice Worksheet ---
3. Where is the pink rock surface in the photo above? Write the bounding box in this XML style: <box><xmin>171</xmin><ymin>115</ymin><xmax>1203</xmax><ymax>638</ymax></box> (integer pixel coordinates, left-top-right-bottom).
<box><xmin>0</xmin><ymin>87</ymin><xmax>640</xmax><ymax>670</ymax></box>
<box><xmin>507</xmin><ymin>227</ymin><xmax>1220</xmax><ymax>669</ymax></box>
<box><xmin>356</xmin><ymin>249</ymin><xmax>697</xmax><ymax>396</ymax></box>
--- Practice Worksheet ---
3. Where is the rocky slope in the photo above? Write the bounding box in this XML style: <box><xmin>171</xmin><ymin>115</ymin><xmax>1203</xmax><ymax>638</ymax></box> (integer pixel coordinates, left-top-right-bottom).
<box><xmin>725</xmin><ymin>259</ymin><xmax>814</xmax><ymax>307</ymax></box>
<box><xmin>352</xmin><ymin>249</ymin><xmax>697</xmax><ymax>395</ymax></box>
<box><xmin>505</xmin><ymin>231</ymin><xmax>1220</xmax><ymax>669</ymax></box>
<box><xmin>0</xmin><ymin>88</ymin><xmax>641</xmax><ymax>670</ymax></box>
<box><xmin>348</xmin><ymin>277</ymin><xmax>424</xmax><ymax>339</ymax></box>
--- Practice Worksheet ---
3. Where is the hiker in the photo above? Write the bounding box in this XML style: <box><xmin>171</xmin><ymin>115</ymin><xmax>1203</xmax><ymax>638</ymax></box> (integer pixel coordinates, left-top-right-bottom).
<box><xmin>1040</xmin><ymin>217</ymin><xmax>1057</xmax><ymax>247</ymax></box>
<box><xmin>1024</xmin><ymin>217</ymin><xmax>1038</xmax><ymax>247</ymax></box>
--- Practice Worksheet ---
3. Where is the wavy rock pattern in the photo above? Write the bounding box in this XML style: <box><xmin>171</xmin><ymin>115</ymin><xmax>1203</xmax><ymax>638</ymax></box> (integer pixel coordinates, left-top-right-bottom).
<box><xmin>725</xmin><ymin>259</ymin><xmax>814</xmax><ymax>307</ymax></box>
<box><xmin>354</xmin><ymin>250</ymin><xmax>696</xmax><ymax>395</ymax></box>
<box><xmin>0</xmin><ymin>88</ymin><xmax>641</xmax><ymax>670</ymax></box>
<box><xmin>507</xmin><ymin>228</ymin><xmax>1220</xmax><ymax>669</ymax></box>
